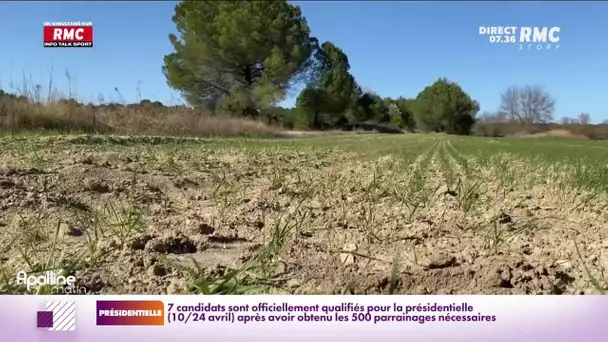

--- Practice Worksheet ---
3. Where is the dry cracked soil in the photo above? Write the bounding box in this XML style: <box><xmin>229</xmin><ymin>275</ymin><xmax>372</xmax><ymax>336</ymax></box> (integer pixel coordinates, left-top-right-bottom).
<box><xmin>0</xmin><ymin>134</ymin><xmax>606</xmax><ymax>295</ymax></box>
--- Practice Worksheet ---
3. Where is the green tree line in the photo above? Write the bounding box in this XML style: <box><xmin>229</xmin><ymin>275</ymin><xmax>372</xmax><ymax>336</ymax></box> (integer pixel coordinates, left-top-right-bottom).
<box><xmin>161</xmin><ymin>1</ymin><xmax>479</xmax><ymax>134</ymax></box>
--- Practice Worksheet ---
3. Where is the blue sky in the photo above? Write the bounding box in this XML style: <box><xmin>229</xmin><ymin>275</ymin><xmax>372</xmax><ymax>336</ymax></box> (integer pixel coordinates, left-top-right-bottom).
<box><xmin>0</xmin><ymin>1</ymin><xmax>606</xmax><ymax>123</ymax></box>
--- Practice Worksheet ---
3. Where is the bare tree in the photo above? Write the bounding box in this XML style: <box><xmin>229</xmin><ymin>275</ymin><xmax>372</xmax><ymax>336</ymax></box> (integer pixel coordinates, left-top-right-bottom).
<box><xmin>560</xmin><ymin>116</ymin><xmax>572</xmax><ymax>125</ymax></box>
<box><xmin>577</xmin><ymin>112</ymin><xmax>591</xmax><ymax>125</ymax></box>
<box><xmin>499</xmin><ymin>85</ymin><xmax>555</xmax><ymax>130</ymax></box>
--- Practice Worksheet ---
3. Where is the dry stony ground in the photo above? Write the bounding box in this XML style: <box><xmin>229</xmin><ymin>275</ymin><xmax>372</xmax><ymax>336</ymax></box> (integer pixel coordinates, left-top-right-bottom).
<box><xmin>0</xmin><ymin>133</ymin><xmax>607</xmax><ymax>295</ymax></box>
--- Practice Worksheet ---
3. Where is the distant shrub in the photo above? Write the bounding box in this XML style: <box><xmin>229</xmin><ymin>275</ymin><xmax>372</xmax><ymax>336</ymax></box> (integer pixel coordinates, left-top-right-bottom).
<box><xmin>472</xmin><ymin>120</ymin><xmax>608</xmax><ymax>140</ymax></box>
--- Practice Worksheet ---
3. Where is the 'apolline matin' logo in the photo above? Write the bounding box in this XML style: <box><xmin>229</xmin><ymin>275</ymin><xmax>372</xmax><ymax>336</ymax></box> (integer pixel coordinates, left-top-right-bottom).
<box><xmin>16</xmin><ymin>270</ymin><xmax>87</xmax><ymax>294</ymax></box>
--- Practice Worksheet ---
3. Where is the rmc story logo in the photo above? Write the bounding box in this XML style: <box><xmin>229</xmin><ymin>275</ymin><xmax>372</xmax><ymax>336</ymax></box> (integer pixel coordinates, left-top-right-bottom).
<box><xmin>478</xmin><ymin>26</ymin><xmax>561</xmax><ymax>50</ymax></box>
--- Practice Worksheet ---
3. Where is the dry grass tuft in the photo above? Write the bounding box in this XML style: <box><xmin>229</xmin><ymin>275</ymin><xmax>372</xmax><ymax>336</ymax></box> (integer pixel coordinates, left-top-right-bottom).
<box><xmin>0</xmin><ymin>97</ymin><xmax>283</xmax><ymax>138</ymax></box>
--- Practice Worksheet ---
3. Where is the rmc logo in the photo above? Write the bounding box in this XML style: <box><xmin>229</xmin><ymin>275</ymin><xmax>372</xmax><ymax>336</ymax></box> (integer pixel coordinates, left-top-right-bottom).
<box><xmin>519</xmin><ymin>26</ymin><xmax>560</xmax><ymax>50</ymax></box>
<box><xmin>43</xmin><ymin>22</ymin><xmax>93</xmax><ymax>47</ymax></box>
<box><xmin>51</xmin><ymin>27</ymin><xmax>87</xmax><ymax>40</ymax></box>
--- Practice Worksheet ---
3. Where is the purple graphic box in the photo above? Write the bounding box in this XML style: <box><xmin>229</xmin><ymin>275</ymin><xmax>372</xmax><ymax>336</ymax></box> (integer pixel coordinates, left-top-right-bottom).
<box><xmin>37</xmin><ymin>311</ymin><xmax>53</xmax><ymax>328</ymax></box>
